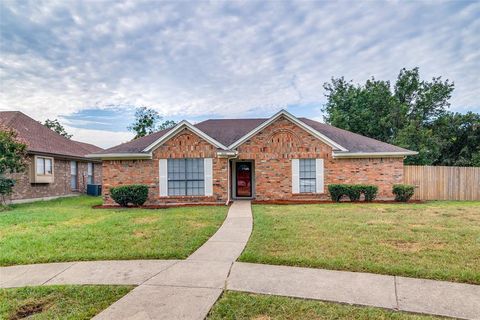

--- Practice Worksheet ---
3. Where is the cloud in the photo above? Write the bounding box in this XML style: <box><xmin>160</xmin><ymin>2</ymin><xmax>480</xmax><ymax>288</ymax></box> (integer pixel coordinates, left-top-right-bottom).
<box><xmin>65</xmin><ymin>125</ymin><xmax>134</xmax><ymax>149</ymax></box>
<box><xmin>0</xmin><ymin>0</ymin><xmax>479</xmax><ymax>147</ymax></box>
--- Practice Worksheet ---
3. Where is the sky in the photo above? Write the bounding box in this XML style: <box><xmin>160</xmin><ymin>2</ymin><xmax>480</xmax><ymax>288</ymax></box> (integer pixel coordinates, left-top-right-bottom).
<box><xmin>1</xmin><ymin>0</ymin><xmax>479</xmax><ymax>148</ymax></box>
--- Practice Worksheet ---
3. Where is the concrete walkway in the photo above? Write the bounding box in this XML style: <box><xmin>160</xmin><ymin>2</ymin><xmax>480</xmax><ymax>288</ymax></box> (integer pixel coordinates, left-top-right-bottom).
<box><xmin>93</xmin><ymin>200</ymin><xmax>253</xmax><ymax>320</ymax></box>
<box><xmin>1</xmin><ymin>200</ymin><xmax>479</xmax><ymax>319</ymax></box>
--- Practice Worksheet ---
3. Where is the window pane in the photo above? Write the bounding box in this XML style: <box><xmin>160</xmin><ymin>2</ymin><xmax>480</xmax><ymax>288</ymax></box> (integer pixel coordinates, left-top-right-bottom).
<box><xmin>71</xmin><ymin>161</ymin><xmax>77</xmax><ymax>189</ymax></box>
<box><xmin>187</xmin><ymin>180</ymin><xmax>204</xmax><ymax>196</ymax></box>
<box><xmin>70</xmin><ymin>161</ymin><xmax>77</xmax><ymax>174</ymax></box>
<box><xmin>45</xmin><ymin>159</ymin><xmax>52</xmax><ymax>174</ymax></box>
<box><xmin>88</xmin><ymin>162</ymin><xmax>93</xmax><ymax>175</ymax></box>
<box><xmin>168</xmin><ymin>180</ymin><xmax>186</xmax><ymax>196</ymax></box>
<box><xmin>299</xmin><ymin>159</ymin><xmax>316</xmax><ymax>193</ymax></box>
<box><xmin>36</xmin><ymin>158</ymin><xmax>44</xmax><ymax>174</ymax></box>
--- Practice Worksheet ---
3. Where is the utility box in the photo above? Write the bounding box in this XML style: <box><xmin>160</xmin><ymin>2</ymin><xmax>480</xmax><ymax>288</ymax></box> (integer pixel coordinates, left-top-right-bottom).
<box><xmin>87</xmin><ymin>184</ymin><xmax>102</xmax><ymax>196</ymax></box>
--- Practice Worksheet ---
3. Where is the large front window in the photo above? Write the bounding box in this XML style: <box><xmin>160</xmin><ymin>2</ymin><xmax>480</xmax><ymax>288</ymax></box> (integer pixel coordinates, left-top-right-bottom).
<box><xmin>36</xmin><ymin>157</ymin><xmax>53</xmax><ymax>175</ymax></box>
<box><xmin>167</xmin><ymin>158</ymin><xmax>204</xmax><ymax>196</ymax></box>
<box><xmin>299</xmin><ymin>159</ymin><xmax>316</xmax><ymax>193</ymax></box>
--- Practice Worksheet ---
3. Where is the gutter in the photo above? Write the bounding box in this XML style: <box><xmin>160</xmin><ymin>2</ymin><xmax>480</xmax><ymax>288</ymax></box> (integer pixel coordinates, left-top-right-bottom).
<box><xmin>333</xmin><ymin>151</ymin><xmax>418</xmax><ymax>158</ymax></box>
<box><xmin>86</xmin><ymin>153</ymin><xmax>153</xmax><ymax>160</ymax></box>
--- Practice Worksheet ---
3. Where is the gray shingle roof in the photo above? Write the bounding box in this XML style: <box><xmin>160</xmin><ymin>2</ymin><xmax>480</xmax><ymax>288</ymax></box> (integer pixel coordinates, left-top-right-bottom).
<box><xmin>96</xmin><ymin>116</ymin><xmax>413</xmax><ymax>155</ymax></box>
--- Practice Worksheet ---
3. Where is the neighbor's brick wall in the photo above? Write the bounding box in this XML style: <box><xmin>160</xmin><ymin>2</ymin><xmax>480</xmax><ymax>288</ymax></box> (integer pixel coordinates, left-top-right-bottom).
<box><xmin>102</xmin><ymin>128</ymin><xmax>228</xmax><ymax>205</ymax></box>
<box><xmin>7</xmin><ymin>155</ymin><xmax>102</xmax><ymax>201</ymax></box>
<box><xmin>237</xmin><ymin>116</ymin><xmax>403</xmax><ymax>200</ymax></box>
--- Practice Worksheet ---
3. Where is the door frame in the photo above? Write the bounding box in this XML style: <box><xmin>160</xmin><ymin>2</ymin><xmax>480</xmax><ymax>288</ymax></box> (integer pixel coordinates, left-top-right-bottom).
<box><xmin>231</xmin><ymin>159</ymin><xmax>255</xmax><ymax>199</ymax></box>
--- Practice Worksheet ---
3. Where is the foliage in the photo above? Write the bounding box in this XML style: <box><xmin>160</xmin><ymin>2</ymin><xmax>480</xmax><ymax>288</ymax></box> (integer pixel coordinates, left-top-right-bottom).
<box><xmin>392</xmin><ymin>184</ymin><xmax>415</xmax><ymax>202</ymax></box>
<box><xmin>328</xmin><ymin>184</ymin><xmax>378</xmax><ymax>202</ymax></box>
<box><xmin>128</xmin><ymin>107</ymin><xmax>176</xmax><ymax>139</ymax></box>
<box><xmin>0</xmin><ymin>126</ymin><xmax>27</xmax><ymax>205</ymax></box>
<box><xmin>109</xmin><ymin>184</ymin><xmax>149</xmax><ymax>207</ymax></box>
<box><xmin>44</xmin><ymin>119</ymin><xmax>72</xmax><ymax>139</ymax></box>
<box><xmin>322</xmin><ymin>67</ymin><xmax>479</xmax><ymax>166</ymax></box>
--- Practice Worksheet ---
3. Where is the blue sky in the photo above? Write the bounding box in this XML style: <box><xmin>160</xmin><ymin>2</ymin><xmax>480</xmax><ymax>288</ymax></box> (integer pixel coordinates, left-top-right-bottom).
<box><xmin>1</xmin><ymin>0</ymin><xmax>479</xmax><ymax>148</ymax></box>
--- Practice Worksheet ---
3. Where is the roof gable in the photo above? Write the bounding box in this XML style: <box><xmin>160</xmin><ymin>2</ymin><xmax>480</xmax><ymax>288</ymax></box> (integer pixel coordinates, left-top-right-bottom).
<box><xmin>228</xmin><ymin>110</ymin><xmax>347</xmax><ymax>151</ymax></box>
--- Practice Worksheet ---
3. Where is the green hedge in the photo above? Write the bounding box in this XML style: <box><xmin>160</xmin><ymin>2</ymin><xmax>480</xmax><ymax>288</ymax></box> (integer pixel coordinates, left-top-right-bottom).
<box><xmin>110</xmin><ymin>184</ymin><xmax>149</xmax><ymax>207</ymax></box>
<box><xmin>328</xmin><ymin>184</ymin><xmax>378</xmax><ymax>202</ymax></box>
<box><xmin>392</xmin><ymin>184</ymin><xmax>415</xmax><ymax>202</ymax></box>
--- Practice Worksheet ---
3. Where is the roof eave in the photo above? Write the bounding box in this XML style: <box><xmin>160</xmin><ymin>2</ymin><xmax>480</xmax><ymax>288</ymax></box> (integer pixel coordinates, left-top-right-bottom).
<box><xmin>86</xmin><ymin>152</ymin><xmax>153</xmax><ymax>160</ymax></box>
<box><xmin>228</xmin><ymin>109</ymin><xmax>348</xmax><ymax>151</ymax></box>
<box><xmin>332</xmin><ymin>151</ymin><xmax>418</xmax><ymax>158</ymax></box>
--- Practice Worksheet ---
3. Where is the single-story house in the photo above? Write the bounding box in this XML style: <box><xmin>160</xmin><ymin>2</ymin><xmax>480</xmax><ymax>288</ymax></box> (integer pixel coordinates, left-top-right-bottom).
<box><xmin>89</xmin><ymin>110</ymin><xmax>417</xmax><ymax>205</ymax></box>
<box><xmin>0</xmin><ymin>111</ymin><xmax>103</xmax><ymax>203</ymax></box>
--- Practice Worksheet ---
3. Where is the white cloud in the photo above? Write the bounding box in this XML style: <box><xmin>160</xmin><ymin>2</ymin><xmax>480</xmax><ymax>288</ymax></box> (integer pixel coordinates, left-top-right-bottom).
<box><xmin>65</xmin><ymin>126</ymin><xmax>134</xmax><ymax>149</ymax></box>
<box><xmin>0</xmin><ymin>0</ymin><xmax>478</xmax><ymax>140</ymax></box>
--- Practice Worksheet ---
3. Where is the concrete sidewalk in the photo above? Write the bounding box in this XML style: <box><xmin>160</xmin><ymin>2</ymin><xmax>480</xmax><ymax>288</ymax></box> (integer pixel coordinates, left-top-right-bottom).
<box><xmin>92</xmin><ymin>200</ymin><xmax>253</xmax><ymax>320</ymax></box>
<box><xmin>227</xmin><ymin>262</ymin><xmax>480</xmax><ymax>320</ymax></box>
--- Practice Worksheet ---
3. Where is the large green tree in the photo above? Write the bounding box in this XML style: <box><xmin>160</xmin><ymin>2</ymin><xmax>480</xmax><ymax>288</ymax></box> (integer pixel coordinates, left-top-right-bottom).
<box><xmin>44</xmin><ymin>119</ymin><xmax>72</xmax><ymax>139</ymax></box>
<box><xmin>321</xmin><ymin>68</ymin><xmax>479</xmax><ymax>166</ymax></box>
<box><xmin>128</xmin><ymin>107</ymin><xmax>176</xmax><ymax>139</ymax></box>
<box><xmin>0</xmin><ymin>126</ymin><xmax>28</xmax><ymax>204</ymax></box>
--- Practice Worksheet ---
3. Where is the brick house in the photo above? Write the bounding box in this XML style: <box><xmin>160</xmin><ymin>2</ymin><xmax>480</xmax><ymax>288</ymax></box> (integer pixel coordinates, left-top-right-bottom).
<box><xmin>90</xmin><ymin>110</ymin><xmax>416</xmax><ymax>205</ymax></box>
<box><xmin>0</xmin><ymin>111</ymin><xmax>103</xmax><ymax>203</ymax></box>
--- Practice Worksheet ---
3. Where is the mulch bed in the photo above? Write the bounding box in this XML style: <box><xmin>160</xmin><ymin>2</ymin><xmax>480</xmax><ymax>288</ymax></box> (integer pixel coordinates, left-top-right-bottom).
<box><xmin>92</xmin><ymin>202</ymin><xmax>227</xmax><ymax>209</ymax></box>
<box><xmin>251</xmin><ymin>199</ymin><xmax>425</xmax><ymax>205</ymax></box>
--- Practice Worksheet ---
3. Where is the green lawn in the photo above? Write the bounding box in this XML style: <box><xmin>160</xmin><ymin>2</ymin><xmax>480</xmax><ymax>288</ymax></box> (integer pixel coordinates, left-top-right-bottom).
<box><xmin>208</xmin><ymin>291</ymin><xmax>443</xmax><ymax>320</ymax></box>
<box><xmin>0</xmin><ymin>285</ymin><xmax>132</xmax><ymax>320</ymax></box>
<box><xmin>239</xmin><ymin>202</ymin><xmax>480</xmax><ymax>284</ymax></box>
<box><xmin>0</xmin><ymin>196</ymin><xmax>227</xmax><ymax>266</ymax></box>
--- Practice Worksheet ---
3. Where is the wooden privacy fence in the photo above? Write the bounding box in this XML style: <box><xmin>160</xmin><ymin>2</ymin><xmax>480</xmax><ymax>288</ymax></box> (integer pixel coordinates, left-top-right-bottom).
<box><xmin>404</xmin><ymin>165</ymin><xmax>480</xmax><ymax>200</ymax></box>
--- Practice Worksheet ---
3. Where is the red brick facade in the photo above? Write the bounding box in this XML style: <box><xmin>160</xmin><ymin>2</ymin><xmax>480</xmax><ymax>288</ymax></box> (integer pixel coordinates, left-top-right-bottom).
<box><xmin>102</xmin><ymin>116</ymin><xmax>404</xmax><ymax>204</ymax></box>
<box><xmin>8</xmin><ymin>155</ymin><xmax>102</xmax><ymax>202</ymax></box>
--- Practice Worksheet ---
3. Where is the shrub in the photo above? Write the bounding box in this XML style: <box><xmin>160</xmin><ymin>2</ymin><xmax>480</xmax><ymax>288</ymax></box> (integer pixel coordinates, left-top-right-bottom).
<box><xmin>392</xmin><ymin>184</ymin><xmax>415</xmax><ymax>202</ymax></box>
<box><xmin>328</xmin><ymin>184</ymin><xmax>379</xmax><ymax>202</ymax></box>
<box><xmin>110</xmin><ymin>184</ymin><xmax>149</xmax><ymax>207</ymax></box>
<box><xmin>0</xmin><ymin>176</ymin><xmax>15</xmax><ymax>205</ymax></box>
<box><xmin>360</xmin><ymin>185</ymin><xmax>378</xmax><ymax>202</ymax></box>
<box><xmin>347</xmin><ymin>185</ymin><xmax>362</xmax><ymax>202</ymax></box>
<box><xmin>328</xmin><ymin>184</ymin><xmax>349</xmax><ymax>202</ymax></box>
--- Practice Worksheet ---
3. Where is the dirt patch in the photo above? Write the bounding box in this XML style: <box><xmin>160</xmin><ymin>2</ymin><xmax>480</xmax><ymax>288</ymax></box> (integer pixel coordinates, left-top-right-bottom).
<box><xmin>133</xmin><ymin>216</ymin><xmax>160</xmax><ymax>224</ymax></box>
<box><xmin>133</xmin><ymin>230</ymin><xmax>149</xmax><ymax>239</ymax></box>
<box><xmin>10</xmin><ymin>301</ymin><xmax>50</xmax><ymax>320</ymax></box>
<box><xmin>187</xmin><ymin>221</ymin><xmax>208</xmax><ymax>228</ymax></box>
<box><xmin>252</xmin><ymin>316</ymin><xmax>272</xmax><ymax>320</ymax></box>
<box><xmin>382</xmin><ymin>239</ymin><xmax>422</xmax><ymax>253</ymax></box>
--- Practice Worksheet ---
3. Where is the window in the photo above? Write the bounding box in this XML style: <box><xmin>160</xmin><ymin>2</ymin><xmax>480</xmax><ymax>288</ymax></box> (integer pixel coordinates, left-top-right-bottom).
<box><xmin>36</xmin><ymin>157</ymin><xmax>53</xmax><ymax>175</ymax></box>
<box><xmin>70</xmin><ymin>161</ymin><xmax>77</xmax><ymax>190</ymax></box>
<box><xmin>167</xmin><ymin>158</ymin><xmax>204</xmax><ymax>196</ymax></box>
<box><xmin>299</xmin><ymin>159</ymin><xmax>316</xmax><ymax>193</ymax></box>
<box><xmin>87</xmin><ymin>162</ymin><xmax>94</xmax><ymax>184</ymax></box>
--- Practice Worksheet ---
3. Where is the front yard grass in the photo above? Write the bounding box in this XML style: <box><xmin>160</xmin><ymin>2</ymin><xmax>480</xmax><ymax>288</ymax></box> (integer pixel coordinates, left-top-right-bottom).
<box><xmin>207</xmin><ymin>291</ymin><xmax>444</xmax><ymax>320</ymax></box>
<box><xmin>0</xmin><ymin>196</ymin><xmax>227</xmax><ymax>266</ymax></box>
<box><xmin>0</xmin><ymin>285</ymin><xmax>132</xmax><ymax>319</ymax></box>
<box><xmin>239</xmin><ymin>202</ymin><xmax>480</xmax><ymax>284</ymax></box>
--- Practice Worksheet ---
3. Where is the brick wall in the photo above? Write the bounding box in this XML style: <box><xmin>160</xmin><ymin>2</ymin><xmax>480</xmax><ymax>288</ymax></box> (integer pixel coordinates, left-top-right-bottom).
<box><xmin>7</xmin><ymin>155</ymin><xmax>102</xmax><ymax>201</ymax></box>
<box><xmin>237</xmin><ymin>116</ymin><xmax>403</xmax><ymax>200</ymax></box>
<box><xmin>102</xmin><ymin>128</ymin><xmax>228</xmax><ymax>205</ymax></box>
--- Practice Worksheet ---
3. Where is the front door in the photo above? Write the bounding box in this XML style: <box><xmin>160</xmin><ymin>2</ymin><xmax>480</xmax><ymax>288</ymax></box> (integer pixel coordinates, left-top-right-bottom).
<box><xmin>236</xmin><ymin>162</ymin><xmax>252</xmax><ymax>198</ymax></box>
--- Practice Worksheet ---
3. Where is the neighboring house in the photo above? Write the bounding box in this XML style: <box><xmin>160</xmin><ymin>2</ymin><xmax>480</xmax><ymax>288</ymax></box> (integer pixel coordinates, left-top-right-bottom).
<box><xmin>0</xmin><ymin>111</ymin><xmax>103</xmax><ymax>203</ymax></box>
<box><xmin>90</xmin><ymin>110</ymin><xmax>417</xmax><ymax>205</ymax></box>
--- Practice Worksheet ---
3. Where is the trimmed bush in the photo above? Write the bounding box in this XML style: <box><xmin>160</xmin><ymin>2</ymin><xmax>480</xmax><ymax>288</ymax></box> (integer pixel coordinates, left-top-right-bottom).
<box><xmin>110</xmin><ymin>184</ymin><xmax>149</xmax><ymax>207</ymax></box>
<box><xmin>360</xmin><ymin>185</ymin><xmax>378</xmax><ymax>202</ymax></box>
<box><xmin>392</xmin><ymin>184</ymin><xmax>415</xmax><ymax>202</ymax></box>
<box><xmin>328</xmin><ymin>184</ymin><xmax>378</xmax><ymax>202</ymax></box>
<box><xmin>328</xmin><ymin>184</ymin><xmax>349</xmax><ymax>202</ymax></box>
<box><xmin>347</xmin><ymin>185</ymin><xmax>362</xmax><ymax>202</ymax></box>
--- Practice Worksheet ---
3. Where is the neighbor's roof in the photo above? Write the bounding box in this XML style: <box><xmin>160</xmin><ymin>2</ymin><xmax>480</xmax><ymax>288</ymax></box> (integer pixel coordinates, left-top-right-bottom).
<box><xmin>95</xmin><ymin>111</ymin><xmax>414</xmax><ymax>157</ymax></box>
<box><xmin>0</xmin><ymin>111</ymin><xmax>103</xmax><ymax>159</ymax></box>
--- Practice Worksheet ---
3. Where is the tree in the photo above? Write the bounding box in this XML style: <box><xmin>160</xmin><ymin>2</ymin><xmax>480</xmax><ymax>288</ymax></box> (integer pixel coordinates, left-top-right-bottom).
<box><xmin>322</xmin><ymin>67</ymin><xmax>463</xmax><ymax>165</ymax></box>
<box><xmin>0</xmin><ymin>126</ymin><xmax>28</xmax><ymax>204</ymax></box>
<box><xmin>128</xmin><ymin>107</ymin><xmax>176</xmax><ymax>139</ymax></box>
<box><xmin>44</xmin><ymin>119</ymin><xmax>72</xmax><ymax>139</ymax></box>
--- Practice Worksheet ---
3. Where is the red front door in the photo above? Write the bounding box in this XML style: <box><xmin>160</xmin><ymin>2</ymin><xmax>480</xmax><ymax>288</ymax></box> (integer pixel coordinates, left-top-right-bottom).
<box><xmin>236</xmin><ymin>162</ymin><xmax>252</xmax><ymax>197</ymax></box>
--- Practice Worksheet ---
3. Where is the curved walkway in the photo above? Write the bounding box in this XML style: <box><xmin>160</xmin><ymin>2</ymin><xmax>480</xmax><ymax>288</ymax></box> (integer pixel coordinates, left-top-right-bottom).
<box><xmin>1</xmin><ymin>200</ymin><xmax>479</xmax><ymax>319</ymax></box>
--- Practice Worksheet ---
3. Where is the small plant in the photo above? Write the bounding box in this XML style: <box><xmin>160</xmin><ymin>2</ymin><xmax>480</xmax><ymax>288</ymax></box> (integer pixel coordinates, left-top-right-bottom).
<box><xmin>328</xmin><ymin>184</ymin><xmax>349</xmax><ymax>202</ymax></box>
<box><xmin>360</xmin><ymin>185</ymin><xmax>378</xmax><ymax>202</ymax></box>
<box><xmin>0</xmin><ymin>176</ymin><xmax>15</xmax><ymax>205</ymax></box>
<box><xmin>392</xmin><ymin>184</ymin><xmax>415</xmax><ymax>202</ymax></box>
<box><xmin>328</xmin><ymin>184</ymin><xmax>378</xmax><ymax>202</ymax></box>
<box><xmin>110</xmin><ymin>184</ymin><xmax>149</xmax><ymax>207</ymax></box>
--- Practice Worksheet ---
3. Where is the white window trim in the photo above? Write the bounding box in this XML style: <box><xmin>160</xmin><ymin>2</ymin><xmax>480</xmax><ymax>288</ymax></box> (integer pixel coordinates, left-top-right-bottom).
<box><xmin>316</xmin><ymin>159</ymin><xmax>324</xmax><ymax>194</ymax></box>
<box><xmin>292</xmin><ymin>159</ymin><xmax>299</xmax><ymax>194</ymax></box>
<box><xmin>159</xmin><ymin>159</ymin><xmax>168</xmax><ymax>197</ymax></box>
<box><xmin>204</xmin><ymin>158</ymin><xmax>213</xmax><ymax>196</ymax></box>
